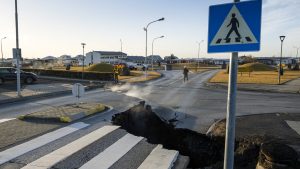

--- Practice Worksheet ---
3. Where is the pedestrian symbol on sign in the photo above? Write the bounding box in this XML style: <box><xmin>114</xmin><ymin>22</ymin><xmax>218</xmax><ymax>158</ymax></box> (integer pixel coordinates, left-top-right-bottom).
<box><xmin>210</xmin><ymin>5</ymin><xmax>258</xmax><ymax>46</ymax></box>
<box><xmin>225</xmin><ymin>13</ymin><xmax>241</xmax><ymax>41</ymax></box>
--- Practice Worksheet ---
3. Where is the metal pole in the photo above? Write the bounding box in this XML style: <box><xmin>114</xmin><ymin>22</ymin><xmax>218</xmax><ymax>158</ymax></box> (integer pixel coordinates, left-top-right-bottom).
<box><xmin>15</xmin><ymin>0</ymin><xmax>21</xmax><ymax>97</ymax></box>
<box><xmin>224</xmin><ymin>1</ymin><xmax>239</xmax><ymax>168</ymax></box>
<box><xmin>278</xmin><ymin>41</ymin><xmax>283</xmax><ymax>84</ymax></box>
<box><xmin>120</xmin><ymin>39</ymin><xmax>123</xmax><ymax>63</ymax></box>
<box><xmin>197</xmin><ymin>43</ymin><xmax>200</xmax><ymax>69</ymax></box>
<box><xmin>152</xmin><ymin>38</ymin><xmax>154</xmax><ymax>71</ymax></box>
<box><xmin>145</xmin><ymin>28</ymin><xmax>148</xmax><ymax>77</ymax></box>
<box><xmin>81</xmin><ymin>43</ymin><xmax>86</xmax><ymax>80</ymax></box>
<box><xmin>224</xmin><ymin>52</ymin><xmax>238</xmax><ymax>169</ymax></box>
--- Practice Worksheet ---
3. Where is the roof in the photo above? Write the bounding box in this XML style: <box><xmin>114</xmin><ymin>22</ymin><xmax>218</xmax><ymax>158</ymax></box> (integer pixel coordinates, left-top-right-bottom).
<box><xmin>94</xmin><ymin>51</ymin><xmax>127</xmax><ymax>56</ymax></box>
<box><xmin>126</xmin><ymin>56</ymin><xmax>145</xmax><ymax>61</ymax></box>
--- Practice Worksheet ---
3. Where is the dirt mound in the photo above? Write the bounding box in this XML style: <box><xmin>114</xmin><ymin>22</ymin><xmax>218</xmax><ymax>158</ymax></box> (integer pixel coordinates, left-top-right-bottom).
<box><xmin>239</xmin><ymin>62</ymin><xmax>276</xmax><ymax>72</ymax></box>
<box><xmin>87</xmin><ymin>63</ymin><xmax>113</xmax><ymax>72</ymax></box>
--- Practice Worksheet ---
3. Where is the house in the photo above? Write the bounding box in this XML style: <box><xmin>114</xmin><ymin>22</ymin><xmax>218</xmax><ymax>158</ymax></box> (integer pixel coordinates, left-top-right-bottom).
<box><xmin>146</xmin><ymin>55</ymin><xmax>163</xmax><ymax>63</ymax></box>
<box><xmin>125</xmin><ymin>56</ymin><xmax>146</xmax><ymax>63</ymax></box>
<box><xmin>212</xmin><ymin>59</ymin><xmax>230</xmax><ymax>65</ymax></box>
<box><xmin>85</xmin><ymin>51</ymin><xmax>127</xmax><ymax>65</ymax></box>
<box><xmin>255</xmin><ymin>57</ymin><xmax>274</xmax><ymax>65</ymax></box>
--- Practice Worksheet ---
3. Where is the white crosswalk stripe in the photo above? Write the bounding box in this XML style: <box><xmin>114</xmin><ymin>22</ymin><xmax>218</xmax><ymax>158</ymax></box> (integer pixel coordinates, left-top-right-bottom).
<box><xmin>0</xmin><ymin>124</ymin><xmax>184</xmax><ymax>169</ymax></box>
<box><xmin>80</xmin><ymin>133</ymin><xmax>143</xmax><ymax>169</ymax></box>
<box><xmin>0</xmin><ymin>118</ymin><xmax>15</xmax><ymax>124</ymax></box>
<box><xmin>0</xmin><ymin>122</ymin><xmax>89</xmax><ymax>165</ymax></box>
<box><xmin>138</xmin><ymin>145</ymin><xmax>179</xmax><ymax>169</ymax></box>
<box><xmin>21</xmin><ymin>125</ymin><xmax>119</xmax><ymax>169</ymax></box>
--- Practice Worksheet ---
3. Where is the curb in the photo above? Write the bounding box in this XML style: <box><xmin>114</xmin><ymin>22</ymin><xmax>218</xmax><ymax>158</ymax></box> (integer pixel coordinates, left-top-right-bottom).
<box><xmin>123</xmin><ymin>71</ymin><xmax>164</xmax><ymax>84</ymax></box>
<box><xmin>39</xmin><ymin>76</ymin><xmax>111</xmax><ymax>84</ymax></box>
<box><xmin>18</xmin><ymin>103</ymin><xmax>109</xmax><ymax>123</ymax></box>
<box><xmin>204</xmin><ymin>82</ymin><xmax>300</xmax><ymax>94</ymax></box>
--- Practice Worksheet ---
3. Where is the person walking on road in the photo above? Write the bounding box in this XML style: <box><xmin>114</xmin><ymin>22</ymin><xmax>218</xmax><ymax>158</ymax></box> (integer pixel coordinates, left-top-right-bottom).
<box><xmin>183</xmin><ymin>66</ymin><xmax>189</xmax><ymax>82</ymax></box>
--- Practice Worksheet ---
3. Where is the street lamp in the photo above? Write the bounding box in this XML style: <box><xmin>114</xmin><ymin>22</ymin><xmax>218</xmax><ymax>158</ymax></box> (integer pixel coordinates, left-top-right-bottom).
<box><xmin>197</xmin><ymin>40</ymin><xmax>204</xmax><ymax>70</ymax></box>
<box><xmin>15</xmin><ymin>0</ymin><xmax>21</xmax><ymax>97</ymax></box>
<box><xmin>81</xmin><ymin>43</ymin><xmax>86</xmax><ymax>80</ymax></box>
<box><xmin>144</xmin><ymin>17</ymin><xmax>165</xmax><ymax>74</ymax></box>
<box><xmin>151</xmin><ymin>35</ymin><xmax>164</xmax><ymax>70</ymax></box>
<box><xmin>1</xmin><ymin>37</ymin><xmax>7</xmax><ymax>62</ymax></box>
<box><xmin>294</xmin><ymin>46</ymin><xmax>300</xmax><ymax>59</ymax></box>
<box><xmin>120</xmin><ymin>39</ymin><xmax>123</xmax><ymax>64</ymax></box>
<box><xmin>278</xmin><ymin>35</ymin><xmax>285</xmax><ymax>84</ymax></box>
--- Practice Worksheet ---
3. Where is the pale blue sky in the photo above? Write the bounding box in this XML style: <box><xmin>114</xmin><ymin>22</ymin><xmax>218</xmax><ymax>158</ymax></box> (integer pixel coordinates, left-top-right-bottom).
<box><xmin>0</xmin><ymin>0</ymin><xmax>299</xmax><ymax>59</ymax></box>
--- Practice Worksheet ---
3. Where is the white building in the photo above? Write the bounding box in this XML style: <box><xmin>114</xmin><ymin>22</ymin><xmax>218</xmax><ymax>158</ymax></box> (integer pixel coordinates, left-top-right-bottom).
<box><xmin>85</xmin><ymin>51</ymin><xmax>127</xmax><ymax>65</ymax></box>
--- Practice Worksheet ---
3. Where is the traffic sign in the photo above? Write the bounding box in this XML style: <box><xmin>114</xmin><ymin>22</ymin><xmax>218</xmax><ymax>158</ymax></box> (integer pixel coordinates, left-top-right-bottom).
<box><xmin>208</xmin><ymin>0</ymin><xmax>262</xmax><ymax>53</ymax></box>
<box><xmin>72</xmin><ymin>83</ymin><xmax>85</xmax><ymax>98</ymax></box>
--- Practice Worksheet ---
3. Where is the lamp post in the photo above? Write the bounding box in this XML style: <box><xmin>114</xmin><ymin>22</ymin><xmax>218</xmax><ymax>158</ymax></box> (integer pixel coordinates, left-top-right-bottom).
<box><xmin>278</xmin><ymin>36</ymin><xmax>285</xmax><ymax>84</ymax></box>
<box><xmin>1</xmin><ymin>37</ymin><xmax>7</xmax><ymax>62</ymax></box>
<box><xmin>144</xmin><ymin>17</ymin><xmax>164</xmax><ymax>75</ymax></box>
<box><xmin>151</xmin><ymin>35</ymin><xmax>164</xmax><ymax>70</ymax></box>
<box><xmin>15</xmin><ymin>0</ymin><xmax>21</xmax><ymax>97</ymax></box>
<box><xmin>120</xmin><ymin>39</ymin><xmax>123</xmax><ymax>64</ymax></box>
<box><xmin>81</xmin><ymin>43</ymin><xmax>86</xmax><ymax>80</ymax></box>
<box><xmin>197</xmin><ymin>40</ymin><xmax>204</xmax><ymax>71</ymax></box>
<box><xmin>294</xmin><ymin>46</ymin><xmax>300</xmax><ymax>59</ymax></box>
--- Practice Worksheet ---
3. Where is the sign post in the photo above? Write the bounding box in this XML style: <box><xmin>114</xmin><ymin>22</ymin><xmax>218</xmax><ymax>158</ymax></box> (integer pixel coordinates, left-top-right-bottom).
<box><xmin>208</xmin><ymin>0</ymin><xmax>262</xmax><ymax>168</ymax></box>
<box><xmin>72</xmin><ymin>83</ymin><xmax>85</xmax><ymax>107</ymax></box>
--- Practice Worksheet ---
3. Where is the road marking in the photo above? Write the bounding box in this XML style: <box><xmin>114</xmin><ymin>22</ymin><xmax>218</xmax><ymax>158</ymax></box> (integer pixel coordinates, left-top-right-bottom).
<box><xmin>21</xmin><ymin>125</ymin><xmax>119</xmax><ymax>169</ymax></box>
<box><xmin>0</xmin><ymin>118</ymin><xmax>15</xmax><ymax>124</ymax></box>
<box><xmin>0</xmin><ymin>122</ymin><xmax>89</xmax><ymax>165</ymax></box>
<box><xmin>138</xmin><ymin>145</ymin><xmax>179</xmax><ymax>169</ymax></box>
<box><xmin>80</xmin><ymin>133</ymin><xmax>143</xmax><ymax>169</ymax></box>
<box><xmin>286</xmin><ymin>121</ymin><xmax>300</xmax><ymax>135</ymax></box>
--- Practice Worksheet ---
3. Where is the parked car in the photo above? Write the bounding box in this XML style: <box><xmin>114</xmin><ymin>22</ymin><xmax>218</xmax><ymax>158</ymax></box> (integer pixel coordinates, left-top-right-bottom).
<box><xmin>0</xmin><ymin>67</ymin><xmax>38</xmax><ymax>85</ymax></box>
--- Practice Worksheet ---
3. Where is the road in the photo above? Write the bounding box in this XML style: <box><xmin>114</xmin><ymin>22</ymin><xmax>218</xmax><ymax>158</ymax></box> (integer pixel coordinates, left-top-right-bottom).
<box><xmin>1</xmin><ymin>70</ymin><xmax>299</xmax><ymax>133</ymax></box>
<box><xmin>0</xmin><ymin>70</ymin><xmax>299</xmax><ymax>168</ymax></box>
<box><xmin>112</xmin><ymin>70</ymin><xmax>300</xmax><ymax>132</ymax></box>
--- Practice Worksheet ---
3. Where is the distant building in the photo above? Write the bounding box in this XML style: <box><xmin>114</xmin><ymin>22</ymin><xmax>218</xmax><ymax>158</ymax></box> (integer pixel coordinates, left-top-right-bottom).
<box><xmin>126</xmin><ymin>56</ymin><xmax>146</xmax><ymax>63</ymax></box>
<box><xmin>85</xmin><ymin>51</ymin><xmax>127</xmax><ymax>65</ymax></box>
<box><xmin>255</xmin><ymin>57</ymin><xmax>274</xmax><ymax>65</ymax></box>
<box><xmin>212</xmin><ymin>59</ymin><xmax>230</xmax><ymax>65</ymax></box>
<box><xmin>146</xmin><ymin>55</ymin><xmax>163</xmax><ymax>63</ymax></box>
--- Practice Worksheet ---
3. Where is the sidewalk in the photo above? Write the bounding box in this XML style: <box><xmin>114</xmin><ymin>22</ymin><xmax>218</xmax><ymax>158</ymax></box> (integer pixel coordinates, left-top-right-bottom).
<box><xmin>0</xmin><ymin>102</ymin><xmax>109</xmax><ymax>151</ymax></box>
<box><xmin>206</xmin><ymin>78</ymin><xmax>300</xmax><ymax>94</ymax></box>
<box><xmin>0</xmin><ymin>78</ymin><xmax>106</xmax><ymax>105</ymax></box>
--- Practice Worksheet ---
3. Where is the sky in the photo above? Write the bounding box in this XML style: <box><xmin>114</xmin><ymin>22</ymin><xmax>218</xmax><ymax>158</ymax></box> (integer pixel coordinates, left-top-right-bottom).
<box><xmin>0</xmin><ymin>0</ymin><xmax>299</xmax><ymax>59</ymax></box>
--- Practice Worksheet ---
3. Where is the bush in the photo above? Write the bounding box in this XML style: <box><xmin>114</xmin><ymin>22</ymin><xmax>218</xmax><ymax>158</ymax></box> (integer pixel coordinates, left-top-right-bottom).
<box><xmin>22</xmin><ymin>68</ymin><xmax>114</xmax><ymax>81</ymax></box>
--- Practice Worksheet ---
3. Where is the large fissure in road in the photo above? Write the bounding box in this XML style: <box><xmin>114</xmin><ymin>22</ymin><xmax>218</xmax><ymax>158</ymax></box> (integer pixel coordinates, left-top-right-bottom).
<box><xmin>111</xmin><ymin>101</ymin><xmax>279</xmax><ymax>168</ymax></box>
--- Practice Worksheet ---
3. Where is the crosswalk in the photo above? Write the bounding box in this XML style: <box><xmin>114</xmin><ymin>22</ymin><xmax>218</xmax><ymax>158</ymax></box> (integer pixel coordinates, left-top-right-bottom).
<box><xmin>215</xmin><ymin>36</ymin><xmax>253</xmax><ymax>44</ymax></box>
<box><xmin>0</xmin><ymin>122</ymin><xmax>188</xmax><ymax>169</ymax></box>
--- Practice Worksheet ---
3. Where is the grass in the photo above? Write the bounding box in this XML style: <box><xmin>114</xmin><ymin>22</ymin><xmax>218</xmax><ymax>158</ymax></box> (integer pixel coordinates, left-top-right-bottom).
<box><xmin>210</xmin><ymin>70</ymin><xmax>300</xmax><ymax>85</ymax></box>
<box><xmin>238</xmin><ymin>62</ymin><xmax>276</xmax><ymax>72</ymax></box>
<box><xmin>123</xmin><ymin>71</ymin><xmax>161</xmax><ymax>83</ymax></box>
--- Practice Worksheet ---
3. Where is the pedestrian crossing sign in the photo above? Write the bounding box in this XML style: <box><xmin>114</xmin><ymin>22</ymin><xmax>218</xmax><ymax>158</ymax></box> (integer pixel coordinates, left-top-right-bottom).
<box><xmin>208</xmin><ymin>0</ymin><xmax>262</xmax><ymax>53</ymax></box>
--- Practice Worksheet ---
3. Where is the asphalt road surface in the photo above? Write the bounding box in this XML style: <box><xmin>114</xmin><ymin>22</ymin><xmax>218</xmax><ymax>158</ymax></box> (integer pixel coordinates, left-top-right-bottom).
<box><xmin>0</xmin><ymin>70</ymin><xmax>300</xmax><ymax>169</ymax></box>
<box><xmin>1</xmin><ymin>70</ymin><xmax>300</xmax><ymax>132</ymax></box>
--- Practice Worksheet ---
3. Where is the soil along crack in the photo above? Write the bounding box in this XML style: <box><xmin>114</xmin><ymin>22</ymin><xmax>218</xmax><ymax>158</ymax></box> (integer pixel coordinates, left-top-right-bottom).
<box><xmin>112</xmin><ymin>102</ymin><xmax>223</xmax><ymax>168</ymax></box>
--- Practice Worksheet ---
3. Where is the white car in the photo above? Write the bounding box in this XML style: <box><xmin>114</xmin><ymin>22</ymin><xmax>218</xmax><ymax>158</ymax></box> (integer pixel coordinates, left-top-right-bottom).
<box><xmin>126</xmin><ymin>62</ymin><xmax>148</xmax><ymax>70</ymax></box>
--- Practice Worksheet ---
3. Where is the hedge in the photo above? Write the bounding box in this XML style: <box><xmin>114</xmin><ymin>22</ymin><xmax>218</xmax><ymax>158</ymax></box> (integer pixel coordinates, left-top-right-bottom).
<box><xmin>22</xmin><ymin>68</ymin><xmax>114</xmax><ymax>81</ymax></box>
